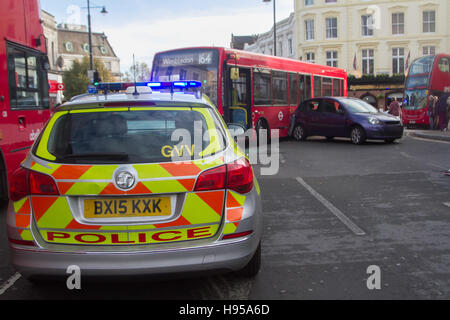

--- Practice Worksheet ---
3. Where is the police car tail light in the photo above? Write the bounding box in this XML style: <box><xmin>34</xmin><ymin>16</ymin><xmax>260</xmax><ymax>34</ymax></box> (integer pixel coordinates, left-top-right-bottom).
<box><xmin>194</xmin><ymin>165</ymin><xmax>226</xmax><ymax>192</ymax></box>
<box><xmin>9</xmin><ymin>167</ymin><xmax>29</xmax><ymax>201</ymax></box>
<box><xmin>226</xmin><ymin>158</ymin><xmax>253</xmax><ymax>194</ymax></box>
<box><xmin>194</xmin><ymin>158</ymin><xmax>253</xmax><ymax>194</ymax></box>
<box><xmin>10</xmin><ymin>168</ymin><xmax>59</xmax><ymax>201</ymax></box>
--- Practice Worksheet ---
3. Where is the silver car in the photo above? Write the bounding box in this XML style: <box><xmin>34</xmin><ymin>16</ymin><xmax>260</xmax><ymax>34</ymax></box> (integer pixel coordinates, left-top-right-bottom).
<box><xmin>7</xmin><ymin>82</ymin><xmax>262</xmax><ymax>280</ymax></box>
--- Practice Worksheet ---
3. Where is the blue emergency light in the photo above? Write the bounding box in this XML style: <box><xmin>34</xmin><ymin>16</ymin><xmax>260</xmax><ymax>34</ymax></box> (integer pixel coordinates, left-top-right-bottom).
<box><xmin>93</xmin><ymin>81</ymin><xmax>202</xmax><ymax>93</ymax></box>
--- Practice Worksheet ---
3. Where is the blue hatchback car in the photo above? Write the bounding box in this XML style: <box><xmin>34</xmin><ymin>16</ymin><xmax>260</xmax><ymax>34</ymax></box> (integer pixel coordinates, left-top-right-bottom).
<box><xmin>289</xmin><ymin>97</ymin><xmax>404</xmax><ymax>144</ymax></box>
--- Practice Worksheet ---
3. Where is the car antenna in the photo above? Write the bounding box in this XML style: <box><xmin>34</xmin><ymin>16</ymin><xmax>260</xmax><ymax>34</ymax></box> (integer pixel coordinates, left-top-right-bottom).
<box><xmin>132</xmin><ymin>54</ymin><xmax>139</xmax><ymax>96</ymax></box>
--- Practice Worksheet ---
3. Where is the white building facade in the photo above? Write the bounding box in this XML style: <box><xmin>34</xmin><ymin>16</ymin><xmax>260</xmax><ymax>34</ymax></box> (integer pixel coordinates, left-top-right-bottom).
<box><xmin>244</xmin><ymin>12</ymin><xmax>297</xmax><ymax>59</ymax></box>
<box><xmin>295</xmin><ymin>0</ymin><xmax>450</xmax><ymax>76</ymax></box>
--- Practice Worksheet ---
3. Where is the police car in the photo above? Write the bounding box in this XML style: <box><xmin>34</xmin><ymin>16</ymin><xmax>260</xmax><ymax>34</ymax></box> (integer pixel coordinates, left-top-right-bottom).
<box><xmin>7</xmin><ymin>81</ymin><xmax>262</xmax><ymax>280</ymax></box>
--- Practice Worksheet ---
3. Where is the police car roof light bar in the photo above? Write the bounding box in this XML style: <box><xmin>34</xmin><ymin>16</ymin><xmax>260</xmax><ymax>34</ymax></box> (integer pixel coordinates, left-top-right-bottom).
<box><xmin>93</xmin><ymin>81</ymin><xmax>202</xmax><ymax>96</ymax></box>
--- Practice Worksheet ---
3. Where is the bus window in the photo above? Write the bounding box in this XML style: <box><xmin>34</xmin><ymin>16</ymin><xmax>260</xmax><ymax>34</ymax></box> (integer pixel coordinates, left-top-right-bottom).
<box><xmin>299</xmin><ymin>74</ymin><xmax>312</xmax><ymax>103</ymax></box>
<box><xmin>253</xmin><ymin>68</ymin><xmax>271</xmax><ymax>105</ymax></box>
<box><xmin>340</xmin><ymin>79</ymin><xmax>344</xmax><ymax>96</ymax></box>
<box><xmin>438</xmin><ymin>57</ymin><xmax>450</xmax><ymax>73</ymax></box>
<box><xmin>7</xmin><ymin>45</ymin><xmax>49</xmax><ymax>109</ymax></box>
<box><xmin>332</xmin><ymin>79</ymin><xmax>340</xmax><ymax>96</ymax></box>
<box><xmin>272</xmin><ymin>71</ymin><xmax>288</xmax><ymax>105</ymax></box>
<box><xmin>314</xmin><ymin>76</ymin><xmax>322</xmax><ymax>97</ymax></box>
<box><xmin>289</xmin><ymin>73</ymin><xmax>297</xmax><ymax>106</ymax></box>
<box><xmin>305</xmin><ymin>75</ymin><xmax>312</xmax><ymax>100</ymax></box>
<box><xmin>322</xmin><ymin>77</ymin><xmax>332</xmax><ymax>96</ymax></box>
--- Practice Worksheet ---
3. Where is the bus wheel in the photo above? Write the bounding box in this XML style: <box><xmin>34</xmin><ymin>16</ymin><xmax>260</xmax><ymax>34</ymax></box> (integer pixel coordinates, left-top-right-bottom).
<box><xmin>256</xmin><ymin>119</ymin><xmax>270</xmax><ymax>145</ymax></box>
<box><xmin>293</xmin><ymin>124</ymin><xmax>307</xmax><ymax>141</ymax></box>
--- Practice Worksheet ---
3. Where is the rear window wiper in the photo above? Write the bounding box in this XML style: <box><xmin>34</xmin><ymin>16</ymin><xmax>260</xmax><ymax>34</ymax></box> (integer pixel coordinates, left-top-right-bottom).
<box><xmin>58</xmin><ymin>152</ymin><xmax>130</xmax><ymax>161</ymax></box>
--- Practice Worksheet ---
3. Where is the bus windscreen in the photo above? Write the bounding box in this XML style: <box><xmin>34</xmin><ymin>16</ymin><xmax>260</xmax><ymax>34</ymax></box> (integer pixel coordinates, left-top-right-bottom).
<box><xmin>152</xmin><ymin>49</ymin><xmax>219</xmax><ymax>106</ymax></box>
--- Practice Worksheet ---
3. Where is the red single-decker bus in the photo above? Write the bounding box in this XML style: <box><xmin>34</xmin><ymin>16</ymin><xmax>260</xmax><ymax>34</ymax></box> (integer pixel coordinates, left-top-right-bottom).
<box><xmin>151</xmin><ymin>47</ymin><xmax>347</xmax><ymax>138</ymax></box>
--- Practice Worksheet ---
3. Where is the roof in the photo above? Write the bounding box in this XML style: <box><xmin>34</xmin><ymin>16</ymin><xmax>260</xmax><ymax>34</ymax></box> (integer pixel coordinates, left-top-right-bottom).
<box><xmin>57</xmin><ymin>28</ymin><xmax>117</xmax><ymax>58</ymax></box>
<box><xmin>230</xmin><ymin>34</ymin><xmax>258</xmax><ymax>50</ymax></box>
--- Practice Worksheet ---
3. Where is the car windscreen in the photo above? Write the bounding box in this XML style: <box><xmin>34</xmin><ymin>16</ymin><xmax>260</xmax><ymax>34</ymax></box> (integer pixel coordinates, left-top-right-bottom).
<box><xmin>341</xmin><ymin>99</ymin><xmax>378</xmax><ymax>114</ymax></box>
<box><xmin>39</xmin><ymin>107</ymin><xmax>226</xmax><ymax>164</ymax></box>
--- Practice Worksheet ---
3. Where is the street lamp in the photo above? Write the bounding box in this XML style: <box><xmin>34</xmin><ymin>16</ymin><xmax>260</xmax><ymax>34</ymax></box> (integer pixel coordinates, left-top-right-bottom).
<box><xmin>86</xmin><ymin>1</ymin><xmax>108</xmax><ymax>72</ymax></box>
<box><xmin>263</xmin><ymin>0</ymin><xmax>276</xmax><ymax>56</ymax></box>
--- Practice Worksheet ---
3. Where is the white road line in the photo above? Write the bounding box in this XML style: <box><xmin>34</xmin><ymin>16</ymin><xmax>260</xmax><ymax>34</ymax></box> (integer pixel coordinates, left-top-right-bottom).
<box><xmin>296</xmin><ymin>177</ymin><xmax>366</xmax><ymax>236</ymax></box>
<box><xmin>443</xmin><ymin>202</ymin><xmax>450</xmax><ymax>208</ymax></box>
<box><xmin>0</xmin><ymin>272</ymin><xmax>21</xmax><ymax>295</ymax></box>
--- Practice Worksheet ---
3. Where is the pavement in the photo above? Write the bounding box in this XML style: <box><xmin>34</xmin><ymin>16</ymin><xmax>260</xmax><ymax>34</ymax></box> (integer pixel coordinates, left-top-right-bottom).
<box><xmin>407</xmin><ymin>128</ymin><xmax>450</xmax><ymax>142</ymax></box>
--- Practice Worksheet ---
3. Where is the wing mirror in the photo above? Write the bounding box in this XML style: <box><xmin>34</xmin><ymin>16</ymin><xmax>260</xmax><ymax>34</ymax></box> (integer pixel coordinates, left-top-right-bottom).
<box><xmin>227</xmin><ymin>123</ymin><xmax>246</xmax><ymax>137</ymax></box>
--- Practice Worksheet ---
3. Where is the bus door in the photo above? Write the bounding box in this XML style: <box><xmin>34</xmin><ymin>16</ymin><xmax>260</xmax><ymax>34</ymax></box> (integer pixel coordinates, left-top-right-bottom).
<box><xmin>228</xmin><ymin>67</ymin><xmax>251</xmax><ymax>129</ymax></box>
<box><xmin>4</xmin><ymin>43</ymin><xmax>50</xmax><ymax>175</ymax></box>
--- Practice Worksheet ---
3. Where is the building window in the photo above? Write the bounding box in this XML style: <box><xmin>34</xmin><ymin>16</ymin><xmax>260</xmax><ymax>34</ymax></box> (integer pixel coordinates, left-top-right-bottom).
<box><xmin>361</xmin><ymin>15</ymin><xmax>374</xmax><ymax>36</ymax></box>
<box><xmin>100</xmin><ymin>46</ymin><xmax>108</xmax><ymax>55</ymax></box>
<box><xmin>326</xmin><ymin>51</ymin><xmax>338</xmax><ymax>67</ymax></box>
<box><xmin>362</xmin><ymin>49</ymin><xmax>374</xmax><ymax>75</ymax></box>
<box><xmin>325</xmin><ymin>0</ymin><xmax>337</xmax><ymax>3</ymax></box>
<box><xmin>288</xmin><ymin>38</ymin><xmax>293</xmax><ymax>55</ymax></box>
<box><xmin>279</xmin><ymin>41</ymin><xmax>283</xmax><ymax>56</ymax></box>
<box><xmin>423</xmin><ymin>46</ymin><xmax>436</xmax><ymax>56</ymax></box>
<box><xmin>305</xmin><ymin>0</ymin><xmax>314</xmax><ymax>6</ymax></box>
<box><xmin>83</xmin><ymin>43</ymin><xmax>90</xmax><ymax>53</ymax></box>
<box><xmin>306</xmin><ymin>52</ymin><xmax>315</xmax><ymax>63</ymax></box>
<box><xmin>423</xmin><ymin>11</ymin><xmax>435</xmax><ymax>33</ymax></box>
<box><xmin>392</xmin><ymin>13</ymin><xmax>404</xmax><ymax>35</ymax></box>
<box><xmin>392</xmin><ymin>48</ymin><xmax>405</xmax><ymax>75</ymax></box>
<box><xmin>65</xmin><ymin>42</ymin><xmax>73</xmax><ymax>52</ymax></box>
<box><xmin>305</xmin><ymin>19</ymin><xmax>314</xmax><ymax>40</ymax></box>
<box><xmin>325</xmin><ymin>17</ymin><xmax>338</xmax><ymax>39</ymax></box>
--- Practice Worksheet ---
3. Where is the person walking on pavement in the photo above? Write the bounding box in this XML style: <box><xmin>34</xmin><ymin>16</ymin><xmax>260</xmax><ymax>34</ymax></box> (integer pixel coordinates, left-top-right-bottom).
<box><xmin>388</xmin><ymin>98</ymin><xmax>401</xmax><ymax>117</ymax></box>
<box><xmin>427</xmin><ymin>95</ymin><xmax>438</xmax><ymax>130</ymax></box>
<box><xmin>437</xmin><ymin>88</ymin><xmax>450</xmax><ymax>131</ymax></box>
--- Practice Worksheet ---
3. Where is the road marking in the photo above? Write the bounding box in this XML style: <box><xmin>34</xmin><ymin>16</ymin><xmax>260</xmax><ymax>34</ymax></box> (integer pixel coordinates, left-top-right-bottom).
<box><xmin>0</xmin><ymin>272</ymin><xmax>21</xmax><ymax>295</ymax></box>
<box><xmin>296</xmin><ymin>177</ymin><xmax>366</xmax><ymax>236</ymax></box>
<box><xmin>443</xmin><ymin>202</ymin><xmax>450</xmax><ymax>208</ymax></box>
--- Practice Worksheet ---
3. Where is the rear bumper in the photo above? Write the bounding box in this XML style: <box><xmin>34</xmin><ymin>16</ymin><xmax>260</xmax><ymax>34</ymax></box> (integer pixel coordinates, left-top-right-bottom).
<box><xmin>10</xmin><ymin>232</ymin><xmax>260</xmax><ymax>278</ymax></box>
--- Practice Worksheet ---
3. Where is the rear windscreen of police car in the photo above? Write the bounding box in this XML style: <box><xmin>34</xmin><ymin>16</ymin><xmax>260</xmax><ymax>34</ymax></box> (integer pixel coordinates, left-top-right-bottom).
<box><xmin>44</xmin><ymin>109</ymin><xmax>226</xmax><ymax>163</ymax></box>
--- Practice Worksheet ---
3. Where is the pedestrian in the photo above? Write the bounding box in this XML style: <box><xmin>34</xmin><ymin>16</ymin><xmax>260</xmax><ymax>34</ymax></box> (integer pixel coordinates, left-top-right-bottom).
<box><xmin>388</xmin><ymin>98</ymin><xmax>401</xmax><ymax>117</ymax></box>
<box><xmin>447</xmin><ymin>95</ymin><xmax>450</xmax><ymax>131</ymax></box>
<box><xmin>427</xmin><ymin>95</ymin><xmax>437</xmax><ymax>130</ymax></box>
<box><xmin>437</xmin><ymin>88</ymin><xmax>450</xmax><ymax>131</ymax></box>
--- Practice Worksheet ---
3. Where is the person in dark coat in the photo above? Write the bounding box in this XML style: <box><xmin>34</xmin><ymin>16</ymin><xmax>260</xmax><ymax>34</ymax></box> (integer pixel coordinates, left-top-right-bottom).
<box><xmin>437</xmin><ymin>89</ymin><xmax>450</xmax><ymax>131</ymax></box>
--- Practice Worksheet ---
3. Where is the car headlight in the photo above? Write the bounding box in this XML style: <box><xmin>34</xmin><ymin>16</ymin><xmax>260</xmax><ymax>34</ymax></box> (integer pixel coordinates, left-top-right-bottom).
<box><xmin>368</xmin><ymin>117</ymin><xmax>381</xmax><ymax>125</ymax></box>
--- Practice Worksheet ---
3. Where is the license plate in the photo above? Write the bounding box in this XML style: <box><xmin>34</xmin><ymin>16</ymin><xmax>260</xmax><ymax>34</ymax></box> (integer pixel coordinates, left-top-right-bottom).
<box><xmin>84</xmin><ymin>197</ymin><xmax>171</xmax><ymax>218</ymax></box>
<box><xmin>410</xmin><ymin>120</ymin><xmax>416</xmax><ymax>124</ymax></box>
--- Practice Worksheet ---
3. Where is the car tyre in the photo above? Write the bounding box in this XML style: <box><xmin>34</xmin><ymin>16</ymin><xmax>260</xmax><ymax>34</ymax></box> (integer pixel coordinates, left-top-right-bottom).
<box><xmin>293</xmin><ymin>124</ymin><xmax>307</xmax><ymax>141</ymax></box>
<box><xmin>384</xmin><ymin>139</ymin><xmax>396</xmax><ymax>144</ymax></box>
<box><xmin>350</xmin><ymin>126</ymin><xmax>366</xmax><ymax>145</ymax></box>
<box><xmin>236</xmin><ymin>242</ymin><xmax>261</xmax><ymax>278</ymax></box>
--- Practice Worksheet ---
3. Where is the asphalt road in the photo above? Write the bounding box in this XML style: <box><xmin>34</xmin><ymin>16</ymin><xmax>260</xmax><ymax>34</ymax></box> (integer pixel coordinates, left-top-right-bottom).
<box><xmin>0</xmin><ymin>132</ymin><xmax>449</xmax><ymax>300</ymax></box>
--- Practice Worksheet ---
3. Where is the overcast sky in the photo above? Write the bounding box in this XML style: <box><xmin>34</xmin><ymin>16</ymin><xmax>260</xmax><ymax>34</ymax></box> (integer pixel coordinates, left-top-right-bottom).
<box><xmin>40</xmin><ymin>0</ymin><xmax>294</xmax><ymax>74</ymax></box>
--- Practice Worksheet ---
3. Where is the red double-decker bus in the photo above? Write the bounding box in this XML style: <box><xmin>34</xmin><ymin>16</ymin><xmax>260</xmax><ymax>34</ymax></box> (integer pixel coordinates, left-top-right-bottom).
<box><xmin>403</xmin><ymin>54</ymin><xmax>450</xmax><ymax>127</ymax></box>
<box><xmin>151</xmin><ymin>47</ymin><xmax>347</xmax><ymax>138</ymax></box>
<box><xmin>0</xmin><ymin>0</ymin><xmax>51</xmax><ymax>200</ymax></box>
